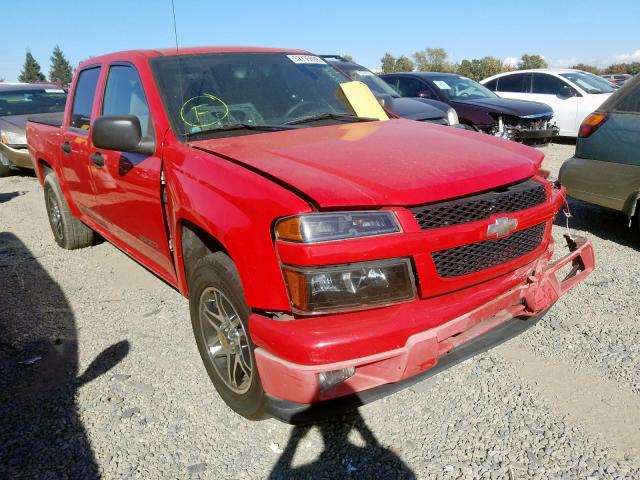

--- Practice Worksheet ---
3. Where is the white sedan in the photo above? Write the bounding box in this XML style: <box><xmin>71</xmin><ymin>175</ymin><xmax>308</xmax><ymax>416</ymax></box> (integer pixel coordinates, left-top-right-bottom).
<box><xmin>481</xmin><ymin>69</ymin><xmax>614</xmax><ymax>137</ymax></box>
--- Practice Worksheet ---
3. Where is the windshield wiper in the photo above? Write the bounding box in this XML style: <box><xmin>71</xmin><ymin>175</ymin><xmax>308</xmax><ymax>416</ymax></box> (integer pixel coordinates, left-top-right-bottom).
<box><xmin>284</xmin><ymin>113</ymin><xmax>378</xmax><ymax>125</ymax></box>
<box><xmin>185</xmin><ymin>123</ymin><xmax>300</xmax><ymax>139</ymax></box>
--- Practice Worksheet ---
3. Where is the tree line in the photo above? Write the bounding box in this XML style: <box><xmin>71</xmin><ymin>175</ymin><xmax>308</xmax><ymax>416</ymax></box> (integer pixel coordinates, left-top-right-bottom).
<box><xmin>377</xmin><ymin>48</ymin><xmax>640</xmax><ymax>80</ymax></box>
<box><xmin>12</xmin><ymin>46</ymin><xmax>74</xmax><ymax>85</ymax></box>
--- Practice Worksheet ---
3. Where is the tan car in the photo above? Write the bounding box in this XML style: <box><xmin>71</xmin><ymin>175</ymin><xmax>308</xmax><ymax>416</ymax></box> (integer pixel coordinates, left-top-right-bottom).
<box><xmin>0</xmin><ymin>83</ymin><xmax>66</xmax><ymax>176</ymax></box>
<box><xmin>559</xmin><ymin>75</ymin><xmax>640</xmax><ymax>231</ymax></box>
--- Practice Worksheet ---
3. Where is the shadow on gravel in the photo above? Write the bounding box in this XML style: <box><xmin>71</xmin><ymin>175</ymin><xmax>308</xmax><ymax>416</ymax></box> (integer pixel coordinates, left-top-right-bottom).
<box><xmin>557</xmin><ymin>197</ymin><xmax>639</xmax><ymax>251</ymax></box>
<box><xmin>0</xmin><ymin>232</ymin><xmax>130</xmax><ymax>478</ymax></box>
<box><xmin>0</xmin><ymin>192</ymin><xmax>24</xmax><ymax>204</ymax></box>
<box><xmin>550</xmin><ymin>137</ymin><xmax>577</xmax><ymax>146</ymax></box>
<box><xmin>269</xmin><ymin>407</ymin><xmax>415</xmax><ymax>479</ymax></box>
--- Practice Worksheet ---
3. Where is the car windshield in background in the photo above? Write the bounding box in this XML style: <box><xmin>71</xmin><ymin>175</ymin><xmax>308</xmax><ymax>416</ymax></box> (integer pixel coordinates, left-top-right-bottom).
<box><xmin>340</xmin><ymin>65</ymin><xmax>400</xmax><ymax>97</ymax></box>
<box><xmin>0</xmin><ymin>89</ymin><xmax>66</xmax><ymax>116</ymax></box>
<box><xmin>150</xmin><ymin>53</ymin><xmax>361</xmax><ymax>137</ymax></box>
<box><xmin>560</xmin><ymin>72</ymin><xmax>615</xmax><ymax>94</ymax></box>
<box><xmin>430</xmin><ymin>76</ymin><xmax>497</xmax><ymax>101</ymax></box>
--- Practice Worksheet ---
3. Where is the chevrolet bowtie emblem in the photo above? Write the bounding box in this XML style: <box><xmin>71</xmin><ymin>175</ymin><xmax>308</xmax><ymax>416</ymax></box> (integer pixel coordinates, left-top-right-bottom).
<box><xmin>487</xmin><ymin>217</ymin><xmax>518</xmax><ymax>238</ymax></box>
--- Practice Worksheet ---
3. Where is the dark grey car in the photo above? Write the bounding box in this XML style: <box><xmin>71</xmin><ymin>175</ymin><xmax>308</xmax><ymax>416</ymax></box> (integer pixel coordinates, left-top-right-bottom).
<box><xmin>321</xmin><ymin>56</ymin><xmax>459</xmax><ymax>126</ymax></box>
<box><xmin>0</xmin><ymin>84</ymin><xmax>67</xmax><ymax>176</ymax></box>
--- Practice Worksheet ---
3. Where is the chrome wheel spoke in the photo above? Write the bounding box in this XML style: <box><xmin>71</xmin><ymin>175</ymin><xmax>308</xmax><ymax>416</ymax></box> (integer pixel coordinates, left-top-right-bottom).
<box><xmin>228</xmin><ymin>352</ymin><xmax>238</xmax><ymax>388</ymax></box>
<box><xmin>198</xmin><ymin>287</ymin><xmax>253</xmax><ymax>394</ymax></box>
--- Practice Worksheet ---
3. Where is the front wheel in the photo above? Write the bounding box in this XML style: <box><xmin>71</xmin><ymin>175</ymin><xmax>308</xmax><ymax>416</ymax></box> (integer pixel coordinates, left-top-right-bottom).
<box><xmin>189</xmin><ymin>253</ymin><xmax>266</xmax><ymax>420</ymax></box>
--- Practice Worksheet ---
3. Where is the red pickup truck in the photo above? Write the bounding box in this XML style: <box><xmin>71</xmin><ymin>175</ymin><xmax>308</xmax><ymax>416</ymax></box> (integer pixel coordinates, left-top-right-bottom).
<box><xmin>26</xmin><ymin>47</ymin><xmax>594</xmax><ymax>422</ymax></box>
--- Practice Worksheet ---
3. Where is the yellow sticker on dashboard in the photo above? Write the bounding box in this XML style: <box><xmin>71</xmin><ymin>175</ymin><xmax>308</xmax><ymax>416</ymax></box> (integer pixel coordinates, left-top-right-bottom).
<box><xmin>338</xmin><ymin>81</ymin><xmax>388</xmax><ymax>121</ymax></box>
<box><xmin>180</xmin><ymin>94</ymin><xmax>229</xmax><ymax>128</ymax></box>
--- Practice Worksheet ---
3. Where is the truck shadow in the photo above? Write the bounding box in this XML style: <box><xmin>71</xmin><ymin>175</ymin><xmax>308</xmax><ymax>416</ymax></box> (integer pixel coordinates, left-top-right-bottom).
<box><xmin>0</xmin><ymin>232</ymin><xmax>129</xmax><ymax>478</ymax></box>
<box><xmin>0</xmin><ymin>192</ymin><xmax>23</xmax><ymax>204</ymax></box>
<box><xmin>555</xmin><ymin>197</ymin><xmax>639</xmax><ymax>251</ymax></box>
<box><xmin>269</xmin><ymin>403</ymin><xmax>415</xmax><ymax>479</ymax></box>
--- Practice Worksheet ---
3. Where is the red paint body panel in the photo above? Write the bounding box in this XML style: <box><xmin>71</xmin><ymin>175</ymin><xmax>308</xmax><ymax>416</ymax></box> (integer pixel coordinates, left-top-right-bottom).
<box><xmin>191</xmin><ymin>120</ymin><xmax>544</xmax><ymax>208</ymax></box>
<box><xmin>25</xmin><ymin>47</ymin><xmax>594</xmax><ymax>410</ymax></box>
<box><xmin>254</xmin><ymin>236</ymin><xmax>594</xmax><ymax>404</ymax></box>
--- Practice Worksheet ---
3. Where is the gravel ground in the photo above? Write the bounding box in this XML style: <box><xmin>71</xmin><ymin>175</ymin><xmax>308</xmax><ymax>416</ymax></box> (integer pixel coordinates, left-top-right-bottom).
<box><xmin>1</xmin><ymin>142</ymin><xmax>639</xmax><ymax>479</ymax></box>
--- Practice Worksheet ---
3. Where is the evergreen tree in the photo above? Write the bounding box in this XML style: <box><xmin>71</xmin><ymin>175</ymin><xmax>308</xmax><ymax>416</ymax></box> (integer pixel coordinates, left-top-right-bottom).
<box><xmin>18</xmin><ymin>51</ymin><xmax>46</xmax><ymax>83</ymax></box>
<box><xmin>49</xmin><ymin>45</ymin><xmax>73</xmax><ymax>85</ymax></box>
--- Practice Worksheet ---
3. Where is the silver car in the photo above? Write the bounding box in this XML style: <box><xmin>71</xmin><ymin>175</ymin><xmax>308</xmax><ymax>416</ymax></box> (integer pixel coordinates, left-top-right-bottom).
<box><xmin>0</xmin><ymin>83</ymin><xmax>66</xmax><ymax>176</ymax></box>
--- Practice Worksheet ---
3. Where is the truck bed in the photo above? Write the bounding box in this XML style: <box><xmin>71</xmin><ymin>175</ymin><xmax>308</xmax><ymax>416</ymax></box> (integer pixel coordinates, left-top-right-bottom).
<box><xmin>27</xmin><ymin>112</ymin><xmax>64</xmax><ymax>128</ymax></box>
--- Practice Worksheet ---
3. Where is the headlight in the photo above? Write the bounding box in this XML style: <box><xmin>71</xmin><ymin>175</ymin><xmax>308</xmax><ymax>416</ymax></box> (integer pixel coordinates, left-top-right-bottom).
<box><xmin>446</xmin><ymin>108</ymin><xmax>459</xmax><ymax>126</ymax></box>
<box><xmin>275</xmin><ymin>211</ymin><xmax>400</xmax><ymax>243</ymax></box>
<box><xmin>0</xmin><ymin>130</ymin><xmax>27</xmax><ymax>145</ymax></box>
<box><xmin>282</xmin><ymin>258</ymin><xmax>416</xmax><ymax>314</ymax></box>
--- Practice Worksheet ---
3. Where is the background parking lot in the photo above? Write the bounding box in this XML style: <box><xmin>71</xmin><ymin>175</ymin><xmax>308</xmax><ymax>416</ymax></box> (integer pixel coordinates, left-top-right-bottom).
<box><xmin>1</xmin><ymin>142</ymin><xmax>639</xmax><ymax>479</ymax></box>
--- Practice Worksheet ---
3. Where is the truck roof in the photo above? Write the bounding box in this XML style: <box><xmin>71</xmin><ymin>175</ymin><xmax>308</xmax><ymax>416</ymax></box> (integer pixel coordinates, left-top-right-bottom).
<box><xmin>78</xmin><ymin>46</ymin><xmax>311</xmax><ymax>69</ymax></box>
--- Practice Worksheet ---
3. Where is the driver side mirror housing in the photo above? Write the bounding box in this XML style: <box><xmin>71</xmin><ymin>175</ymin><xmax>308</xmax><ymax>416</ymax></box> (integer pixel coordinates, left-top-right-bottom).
<box><xmin>558</xmin><ymin>85</ymin><xmax>578</xmax><ymax>98</ymax></box>
<box><xmin>92</xmin><ymin>115</ymin><xmax>155</xmax><ymax>155</ymax></box>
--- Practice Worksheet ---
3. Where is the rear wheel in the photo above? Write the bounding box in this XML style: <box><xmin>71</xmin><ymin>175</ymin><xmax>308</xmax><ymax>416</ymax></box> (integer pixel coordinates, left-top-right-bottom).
<box><xmin>189</xmin><ymin>253</ymin><xmax>266</xmax><ymax>420</ymax></box>
<box><xmin>43</xmin><ymin>174</ymin><xmax>94</xmax><ymax>249</ymax></box>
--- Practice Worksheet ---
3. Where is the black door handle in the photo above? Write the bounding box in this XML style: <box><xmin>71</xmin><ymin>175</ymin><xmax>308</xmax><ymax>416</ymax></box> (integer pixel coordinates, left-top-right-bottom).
<box><xmin>61</xmin><ymin>142</ymin><xmax>71</xmax><ymax>154</ymax></box>
<box><xmin>90</xmin><ymin>152</ymin><xmax>105</xmax><ymax>168</ymax></box>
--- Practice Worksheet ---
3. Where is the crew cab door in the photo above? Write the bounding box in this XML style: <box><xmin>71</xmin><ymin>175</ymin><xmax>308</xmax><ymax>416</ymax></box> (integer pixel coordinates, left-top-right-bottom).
<box><xmin>89</xmin><ymin>63</ymin><xmax>176</xmax><ymax>281</ymax></box>
<box><xmin>60</xmin><ymin>66</ymin><xmax>102</xmax><ymax>216</ymax></box>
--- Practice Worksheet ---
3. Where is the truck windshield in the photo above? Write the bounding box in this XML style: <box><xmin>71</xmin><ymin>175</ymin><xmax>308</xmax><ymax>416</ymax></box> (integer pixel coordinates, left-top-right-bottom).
<box><xmin>0</xmin><ymin>89</ymin><xmax>67</xmax><ymax>116</ymax></box>
<box><xmin>339</xmin><ymin>64</ymin><xmax>400</xmax><ymax>97</ymax></box>
<box><xmin>151</xmin><ymin>52</ymin><xmax>362</xmax><ymax>137</ymax></box>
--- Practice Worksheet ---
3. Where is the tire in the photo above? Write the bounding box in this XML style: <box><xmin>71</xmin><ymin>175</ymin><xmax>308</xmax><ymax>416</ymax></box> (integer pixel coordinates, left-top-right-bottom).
<box><xmin>189</xmin><ymin>252</ymin><xmax>266</xmax><ymax>420</ymax></box>
<box><xmin>0</xmin><ymin>157</ymin><xmax>12</xmax><ymax>177</ymax></box>
<box><xmin>43</xmin><ymin>173</ymin><xmax>94</xmax><ymax>249</ymax></box>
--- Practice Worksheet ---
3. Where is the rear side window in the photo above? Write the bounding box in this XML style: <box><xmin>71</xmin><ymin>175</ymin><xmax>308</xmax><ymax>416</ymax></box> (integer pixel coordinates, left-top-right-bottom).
<box><xmin>532</xmin><ymin>74</ymin><xmax>568</xmax><ymax>95</ymax></box>
<box><xmin>497</xmin><ymin>73</ymin><xmax>530</xmax><ymax>93</ymax></box>
<box><xmin>612</xmin><ymin>85</ymin><xmax>640</xmax><ymax>113</ymax></box>
<box><xmin>70</xmin><ymin>67</ymin><xmax>101</xmax><ymax>131</ymax></box>
<box><xmin>484</xmin><ymin>78</ymin><xmax>498</xmax><ymax>90</ymax></box>
<box><xmin>102</xmin><ymin>65</ymin><xmax>151</xmax><ymax>136</ymax></box>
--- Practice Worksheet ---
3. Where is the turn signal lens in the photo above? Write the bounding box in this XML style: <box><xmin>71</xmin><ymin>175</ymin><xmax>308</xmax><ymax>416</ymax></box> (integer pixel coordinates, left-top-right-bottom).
<box><xmin>282</xmin><ymin>258</ymin><xmax>415</xmax><ymax>314</ymax></box>
<box><xmin>578</xmin><ymin>113</ymin><xmax>608</xmax><ymax>138</ymax></box>
<box><xmin>275</xmin><ymin>211</ymin><xmax>400</xmax><ymax>243</ymax></box>
<box><xmin>275</xmin><ymin>217</ymin><xmax>304</xmax><ymax>242</ymax></box>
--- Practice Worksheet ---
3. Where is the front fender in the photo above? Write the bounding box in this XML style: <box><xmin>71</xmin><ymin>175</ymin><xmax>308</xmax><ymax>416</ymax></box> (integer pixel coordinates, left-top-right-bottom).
<box><xmin>165</xmin><ymin>145</ymin><xmax>311</xmax><ymax>310</ymax></box>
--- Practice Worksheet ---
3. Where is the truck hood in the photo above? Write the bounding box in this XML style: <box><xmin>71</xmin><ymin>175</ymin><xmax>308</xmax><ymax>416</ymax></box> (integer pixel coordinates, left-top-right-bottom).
<box><xmin>189</xmin><ymin>119</ymin><xmax>543</xmax><ymax>208</ymax></box>
<box><xmin>453</xmin><ymin>97</ymin><xmax>553</xmax><ymax>118</ymax></box>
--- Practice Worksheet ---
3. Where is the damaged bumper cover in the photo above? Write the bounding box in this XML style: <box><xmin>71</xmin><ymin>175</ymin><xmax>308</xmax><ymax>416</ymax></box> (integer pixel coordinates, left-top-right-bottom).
<box><xmin>257</xmin><ymin>235</ymin><xmax>594</xmax><ymax>423</ymax></box>
<box><xmin>0</xmin><ymin>142</ymin><xmax>32</xmax><ymax>169</ymax></box>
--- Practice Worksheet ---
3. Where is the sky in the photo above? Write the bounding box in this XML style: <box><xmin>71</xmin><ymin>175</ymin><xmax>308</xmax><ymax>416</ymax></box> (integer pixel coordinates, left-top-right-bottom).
<box><xmin>1</xmin><ymin>0</ymin><xmax>639</xmax><ymax>81</ymax></box>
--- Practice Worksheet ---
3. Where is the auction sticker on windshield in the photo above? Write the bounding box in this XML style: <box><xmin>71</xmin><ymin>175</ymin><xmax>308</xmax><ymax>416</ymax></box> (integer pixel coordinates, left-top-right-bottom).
<box><xmin>286</xmin><ymin>55</ymin><xmax>325</xmax><ymax>64</ymax></box>
<box><xmin>433</xmin><ymin>80</ymin><xmax>451</xmax><ymax>89</ymax></box>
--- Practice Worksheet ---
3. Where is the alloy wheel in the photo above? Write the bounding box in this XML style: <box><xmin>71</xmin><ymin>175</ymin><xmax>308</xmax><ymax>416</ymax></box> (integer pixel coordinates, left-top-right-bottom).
<box><xmin>198</xmin><ymin>287</ymin><xmax>253</xmax><ymax>394</ymax></box>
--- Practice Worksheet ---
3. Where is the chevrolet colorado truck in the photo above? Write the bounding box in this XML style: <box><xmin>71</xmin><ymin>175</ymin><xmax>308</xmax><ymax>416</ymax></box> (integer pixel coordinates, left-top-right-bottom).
<box><xmin>26</xmin><ymin>47</ymin><xmax>594</xmax><ymax>423</ymax></box>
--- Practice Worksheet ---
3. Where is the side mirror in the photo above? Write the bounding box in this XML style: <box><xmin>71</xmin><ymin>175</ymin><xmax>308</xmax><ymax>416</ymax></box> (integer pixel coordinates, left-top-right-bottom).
<box><xmin>416</xmin><ymin>90</ymin><xmax>433</xmax><ymax>99</ymax></box>
<box><xmin>558</xmin><ymin>85</ymin><xmax>577</xmax><ymax>98</ymax></box>
<box><xmin>92</xmin><ymin>115</ymin><xmax>155</xmax><ymax>155</ymax></box>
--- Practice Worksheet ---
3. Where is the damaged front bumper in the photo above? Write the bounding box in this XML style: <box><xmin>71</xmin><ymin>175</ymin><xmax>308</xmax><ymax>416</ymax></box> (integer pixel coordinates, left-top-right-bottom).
<box><xmin>0</xmin><ymin>142</ymin><xmax>32</xmax><ymax>169</ymax></box>
<box><xmin>256</xmin><ymin>235</ymin><xmax>594</xmax><ymax>423</ymax></box>
<box><xmin>491</xmin><ymin>115</ymin><xmax>559</xmax><ymax>143</ymax></box>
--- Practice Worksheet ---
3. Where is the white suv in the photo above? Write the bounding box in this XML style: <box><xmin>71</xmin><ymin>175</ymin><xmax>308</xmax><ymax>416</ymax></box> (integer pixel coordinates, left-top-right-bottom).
<box><xmin>481</xmin><ymin>69</ymin><xmax>614</xmax><ymax>137</ymax></box>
